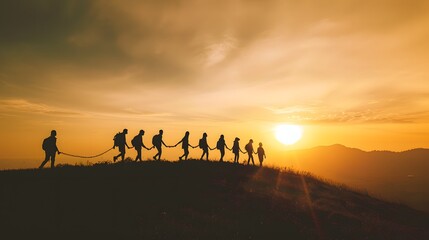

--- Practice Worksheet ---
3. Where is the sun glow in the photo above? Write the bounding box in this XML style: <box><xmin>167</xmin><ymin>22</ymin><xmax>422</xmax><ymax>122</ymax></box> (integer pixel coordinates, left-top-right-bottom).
<box><xmin>275</xmin><ymin>124</ymin><xmax>303</xmax><ymax>145</ymax></box>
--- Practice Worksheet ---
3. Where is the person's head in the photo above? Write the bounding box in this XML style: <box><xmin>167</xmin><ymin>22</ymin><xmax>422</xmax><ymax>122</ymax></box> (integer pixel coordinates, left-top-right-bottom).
<box><xmin>203</xmin><ymin>132</ymin><xmax>207</xmax><ymax>138</ymax></box>
<box><xmin>123</xmin><ymin>128</ymin><xmax>128</xmax><ymax>134</ymax></box>
<box><xmin>235</xmin><ymin>137</ymin><xmax>240</xmax><ymax>142</ymax></box>
<box><xmin>159</xmin><ymin>129</ymin><xmax>163</xmax><ymax>135</ymax></box>
<box><xmin>249</xmin><ymin>139</ymin><xmax>253</xmax><ymax>143</ymax></box>
<box><xmin>259</xmin><ymin>142</ymin><xmax>263</xmax><ymax>147</ymax></box>
<box><xmin>185</xmin><ymin>131</ymin><xmax>189</xmax><ymax>136</ymax></box>
<box><xmin>50</xmin><ymin>130</ymin><xmax>57</xmax><ymax>137</ymax></box>
<box><xmin>220</xmin><ymin>134</ymin><xmax>224</xmax><ymax>139</ymax></box>
<box><xmin>139</xmin><ymin>130</ymin><xmax>145</xmax><ymax>135</ymax></box>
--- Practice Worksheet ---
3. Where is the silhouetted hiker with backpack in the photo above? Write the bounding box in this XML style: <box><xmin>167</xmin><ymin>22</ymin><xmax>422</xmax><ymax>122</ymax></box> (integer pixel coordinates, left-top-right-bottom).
<box><xmin>232</xmin><ymin>137</ymin><xmax>245</xmax><ymax>164</ymax></box>
<box><xmin>113</xmin><ymin>129</ymin><xmax>131</xmax><ymax>162</ymax></box>
<box><xmin>39</xmin><ymin>130</ymin><xmax>61</xmax><ymax>169</ymax></box>
<box><xmin>257</xmin><ymin>142</ymin><xmax>266</xmax><ymax>167</ymax></box>
<box><xmin>245</xmin><ymin>139</ymin><xmax>257</xmax><ymax>165</ymax></box>
<box><xmin>131</xmin><ymin>130</ymin><xmax>151</xmax><ymax>162</ymax></box>
<box><xmin>174</xmin><ymin>131</ymin><xmax>197</xmax><ymax>160</ymax></box>
<box><xmin>199</xmin><ymin>132</ymin><xmax>213</xmax><ymax>161</ymax></box>
<box><xmin>152</xmin><ymin>130</ymin><xmax>168</xmax><ymax>160</ymax></box>
<box><xmin>216</xmin><ymin>134</ymin><xmax>231</xmax><ymax>162</ymax></box>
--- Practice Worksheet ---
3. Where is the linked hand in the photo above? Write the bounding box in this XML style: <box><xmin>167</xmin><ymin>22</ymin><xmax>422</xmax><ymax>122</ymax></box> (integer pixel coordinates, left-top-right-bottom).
<box><xmin>58</xmin><ymin>151</ymin><xmax>61</xmax><ymax>155</ymax></box>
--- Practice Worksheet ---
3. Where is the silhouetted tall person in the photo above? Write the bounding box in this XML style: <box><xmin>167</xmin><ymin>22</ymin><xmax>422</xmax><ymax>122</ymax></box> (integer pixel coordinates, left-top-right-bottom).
<box><xmin>152</xmin><ymin>129</ymin><xmax>168</xmax><ymax>160</ymax></box>
<box><xmin>40</xmin><ymin>130</ymin><xmax>61</xmax><ymax>169</ymax></box>
<box><xmin>131</xmin><ymin>130</ymin><xmax>151</xmax><ymax>162</ymax></box>
<box><xmin>216</xmin><ymin>134</ymin><xmax>230</xmax><ymax>162</ymax></box>
<box><xmin>232</xmin><ymin>137</ymin><xmax>245</xmax><ymax>164</ymax></box>
<box><xmin>174</xmin><ymin>131</ymin><xmax>196</xmax><ymax>160</ymax></box>
<box><xmin>245</xmin><ymin>139</ymin><xmax>256</xmax><ymax>165</ymax></box>
<box><xmin>257</xmin><ymin>142</ymin><xmax>266</xmax><ymax>167</ymax></box>
<box><xmin>199</xmin><ymin>132</ymin><xmax>213</xmax><ymax>161</ymax></box>
<box><xmin>113</xmin><ymin>129</ymin><xmax>131</xmax><ymax>162</ymax></box>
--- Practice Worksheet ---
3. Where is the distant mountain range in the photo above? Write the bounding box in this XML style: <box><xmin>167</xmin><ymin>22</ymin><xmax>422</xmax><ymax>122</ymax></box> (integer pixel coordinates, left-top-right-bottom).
<box><xmin>282</xmin><ymin>144</ymin><xmax>429</xmax><ymax>212</ymax></box>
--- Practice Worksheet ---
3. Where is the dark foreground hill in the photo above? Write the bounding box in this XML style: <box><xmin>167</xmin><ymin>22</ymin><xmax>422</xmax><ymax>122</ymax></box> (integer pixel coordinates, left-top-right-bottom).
<box><xmin>1</xmin><ymin>161</ymin><xmax>428</xmax><ymax>240</ymax></box>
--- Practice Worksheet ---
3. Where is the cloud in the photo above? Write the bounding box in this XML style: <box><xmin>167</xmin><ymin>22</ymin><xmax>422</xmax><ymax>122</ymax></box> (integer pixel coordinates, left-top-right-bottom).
<box><xmin>0</xmin><ymin>0</ymin><xmax>428</xmax><ymax>125</ymax></box>
<box><xmin>0</xmin><ymin>99</ymin><xmax>82</xmax><ymax>117</ymax></box>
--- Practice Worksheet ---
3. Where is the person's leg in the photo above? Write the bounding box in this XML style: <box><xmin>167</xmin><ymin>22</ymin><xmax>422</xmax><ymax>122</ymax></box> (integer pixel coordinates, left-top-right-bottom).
<box><xmin>50</xmin><ymin>154</ymin><xmax>56</xmax><ymax>168</ymax></box>
<box><xmin>136</xmin><ymin>148</ymin><xmax>142</xmax><ymax>161</ymax></box>
<box><xmin>39</xmin><ymin>152</ymin><xmax>50</xmax><ymax>169</ymax></box>
<box><xmin>153</xmin><ymin>146</ymin><xmax>160</xmax><ymax>160</ymax></box>
<box><xmin>247</xmin><ymin>153</ymin><xmax>251</xmax><ymax>165</ymax></box>
<box><xmin>206</xmin><ymin>149</ymin><xmax>209</xmax><ymax>161</ymax></box>
<box><xmin>120</xmin><ymin>147</ymin><xmax>126</xmax><ymax>161</ymax></box>
<box><xmin>184</xmin><ymin>148</ymin><xmax>189</xmax><ymax>160</ymax></box>
<box><xmin>220</xmin><ymin>149</ymin><xmax>224</xmax><ymax>162</ymax></box>
<box><xmin>158</xmin><ymin>147</ymin><xmax>162</xmax><ymax>160</ymax></box>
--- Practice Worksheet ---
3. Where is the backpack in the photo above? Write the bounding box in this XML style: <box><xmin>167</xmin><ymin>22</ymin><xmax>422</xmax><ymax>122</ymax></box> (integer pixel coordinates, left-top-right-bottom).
<box><xmin>131</xmin><ymin>136</ymin><xmax>139</xmax><ymax>148</ymax></box>
<box><xmin>216</xmin><ymin>140</ymin><xmax>222</xmax><ymax>149</ymax></box>
<box><xmin>42</xmin><ymin>137</ymin><xmax>49</xmax><ymax>151</ymax></box>
<box><xmin>152</xmin><ymin>135</ymin><xmax>159</xmax><ymax>146</ymax></box>
<box><xmin>245</xmin><ymin>143</ymin><xmax>252</xmax><ymax>152</ymax></box>
<box><xmin>113</xmin><ymin>132</ymin><xmax>121</xmax><ymax>147</ymax></box>
<box><xmin>198</xmin><ymin>138</ymin><xmax>204</xmax><ymax>149</ymax></box>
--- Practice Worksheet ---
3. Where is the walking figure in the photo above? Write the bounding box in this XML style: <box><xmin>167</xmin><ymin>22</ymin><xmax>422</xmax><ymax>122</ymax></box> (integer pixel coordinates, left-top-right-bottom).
<box><xmin>174</xmin><ymin>131</ymin><xmax>196</xmax><ymax>161</ymax></box>
<box><xmin>257</xmin><ymin>142</ymin><xmax>266</xmax><ymax>167</ymax></box>
<box><xmin>232</xmin><ymin>137</ymin><xmax>245</xmax><ymax>164</ymax></box>
<box><xmin>39</xmin><ymin>130</ymin><xmax>61</xmax><ymax>169</ymax></box>
<box><xmin>198</xmin><ymin>133</ymin><xmax>214</xmax><ymax>161</ymax></box>
<box><xmin>131</xmin><ymin>130</ymin><xmax>151</xmax><ymax>162</ymax></box>
<box><xmin>152</xmin><ymin>130</ymin><xmax>168</xmax><ymax>160</ymax></box>
<box><xmin>216</xmin><ymin>134</ymin><xmax>230</xmax><ymax>162</ymax></box>
<box><xmin>245</xmin><ymin>139</ymin><xmax>257</xmax><ymax>165</ymax></box>
<box><xmin>113</xmin><ymin>129</ymin><xmax>131</xmax><ymax>162</ymax></box>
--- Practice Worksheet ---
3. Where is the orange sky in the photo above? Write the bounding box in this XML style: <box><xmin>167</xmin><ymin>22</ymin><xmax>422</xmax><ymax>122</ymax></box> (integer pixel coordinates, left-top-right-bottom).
<box><xmin>0</xmin><ymin>0</ymin><xmax>428</xmax><ymax>169</ymax></box>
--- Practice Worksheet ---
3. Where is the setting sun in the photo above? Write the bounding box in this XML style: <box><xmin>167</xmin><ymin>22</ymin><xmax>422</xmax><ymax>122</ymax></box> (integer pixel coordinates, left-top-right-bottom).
<box><xmin>275</xmin><ymin>124</ymin><xmax>303</xmax><ymax>145</ymax></box>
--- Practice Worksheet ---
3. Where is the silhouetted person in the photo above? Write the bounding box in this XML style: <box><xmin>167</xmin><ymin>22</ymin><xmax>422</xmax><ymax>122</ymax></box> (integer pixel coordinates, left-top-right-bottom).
<box><xmin>257</xmin><ymin>142</ymin><xmax>266</xmax><ymax>167</ymax></box>
<box><xmin>232</xmin><ymin>137</ymin><xmax>245</xmax><ymax>164</ymax></box>
<box><xmin>216</xmin><ymin>134</ymin><xmax>231</xmax><ymax>162</ymax></box>
<box><xmin>245</xmin><ymin>139</ymin><xmax>256</xmax><ymax>165</ymax></box>
<box><xmin>40</xmin><ymin>130</ymin><xmax>61</xmax><ymax>169</ymax></box>
<box><xmin>131</xmin><ymin>130</ymin><xmax>151</xmax><ymax>162</ymax></box>
<box><xmin>199</xmin><ymin>132</ymin><xmax>213</xmax><ymax>161</ymax></box>
<box><xmin>174</xmin><ymin>131</ymin><xmax>196</xmax><ymax>160</ymax></box>
<box><xmin>113</xmin><ymin>129</ymin><xmax>131</xmax><ymax>162</ymax></box>
<box><xmin>152</xmin><ymin>129</ymin><xmax>168</xmax><ymax>160</ymax></box>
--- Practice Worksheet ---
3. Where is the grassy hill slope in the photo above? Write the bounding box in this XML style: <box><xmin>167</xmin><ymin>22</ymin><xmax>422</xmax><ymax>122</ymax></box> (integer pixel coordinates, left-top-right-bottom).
<box><xmin>1</xmin><ymin>160</ymin><xmax>428</xmax><ymax>240</ymax></box>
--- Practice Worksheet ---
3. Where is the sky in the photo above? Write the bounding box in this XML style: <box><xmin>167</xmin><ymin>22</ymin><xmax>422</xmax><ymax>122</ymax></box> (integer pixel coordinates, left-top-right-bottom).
<box><xmin>0</xmin><ymin>0</ymin><xmax>428</xmax><ymax>168</ymax></box>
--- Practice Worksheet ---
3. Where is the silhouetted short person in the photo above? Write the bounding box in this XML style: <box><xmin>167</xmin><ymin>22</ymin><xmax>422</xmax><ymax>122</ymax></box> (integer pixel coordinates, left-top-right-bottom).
<box><xmin>40</xmin><ymin>130</ymin><xmax>61</xmax><ymax>169</ymax></box>
<box><xmin>245</xmin><ymin>139</ymin><xmax>256</xmax><ymax>165</ymax></box>
<box><xmin>199</xmin><ymin>132</ymin><xmax>213</xmax><ymax>161</ymax></box>
<box><xmin>152</xmin><ymin>130</ymin><xmax>167</xmax><ymax>160</ymax></box>
<box><xmin>113</xmin><ymin>129</ymin><xmax>131</xmax><ymax>162</ymax></box>
<box><xmin>257</xmin><ymin>142</ymin><xmax>266</xmax><ymax>167</ymax></box>
<box><xmin>216</xmin><ymin>134</ymin><xmax>230</xmax><ymax>162</ymax></box>
<box><xmin>232</xmin><ymin>137</ymin><xmax>245</xmax><ymax>164</ymax></box>
<box><xmin>174</xmin><ymin>131</ymin><xmax>196</xmax><ymax>160</ymax></box>
<box><xmin>131</xmin><ymin>130</ymin><xmax>150</xmax><ymax>162</ymax></box>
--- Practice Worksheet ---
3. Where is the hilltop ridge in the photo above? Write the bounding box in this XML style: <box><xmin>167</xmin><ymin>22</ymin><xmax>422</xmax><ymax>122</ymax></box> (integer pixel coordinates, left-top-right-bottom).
<box><xmin>1</xmin><ymin>160</ymin><xmax>428</xmax><ymax>239</ymax></box>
